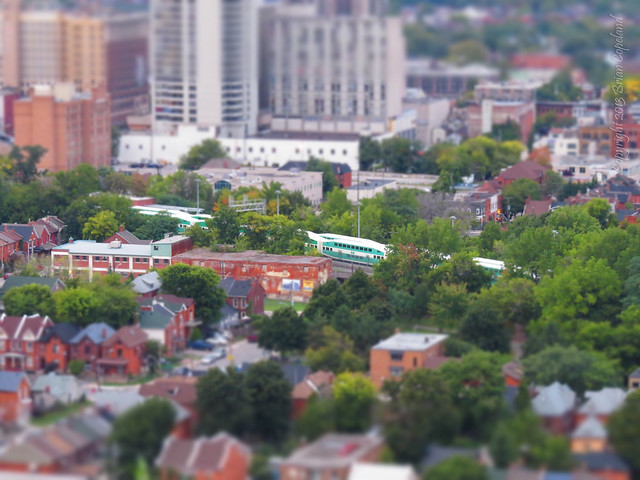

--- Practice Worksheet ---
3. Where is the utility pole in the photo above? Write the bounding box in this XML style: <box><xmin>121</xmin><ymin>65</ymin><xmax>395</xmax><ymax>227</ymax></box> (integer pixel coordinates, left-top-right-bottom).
<box><xmin>195</xmin><ymin>178</ymin><xmax>201</xmax><ymax>212</ymax></box>
<box><xmin>276</xmin><ymin>190</ymin><xmax>281</xmax><ymax>215</ymax></box>
<box><xmin>357</xmin><ymin>201</ymin><xmax>361</xmax><ymax>238</ymax></box>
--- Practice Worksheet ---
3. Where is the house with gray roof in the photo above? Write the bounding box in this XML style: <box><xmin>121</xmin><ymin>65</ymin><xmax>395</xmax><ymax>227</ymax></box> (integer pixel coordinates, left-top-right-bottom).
<box><xmin>138</xmin><ymin>301</ymin><xmax>181</xmax><ymax>355</ymax></box>
<box><xmin>68</xmin><ymin>323</ymin><xmax>116</xmax><ymax>373</ymax></box>
<box><xmin>219</xmin><ymin>277</ymin><xmax>265</xmax><ymax>318</ymax></box>
<box><xmin>577</xmin><ymin>388</ymin><xmax>627</xmax><ymax>422</ymax></box>
<box><xmin>0</xmin><ymin>371</ymin><xmax>31</xmax><ymax>425</ymax></box>
<box><xmin>571</xmin><ymin>416</ymin><xmax>607</xmax><ymax>454</ymax></box>
<box><xmin>131</xmin><ymin>271</ymin><xmax>162</xmax><ymax>296</ymax></box>
<box><xmin>532</xmin><ymin>382</ymin><xmax>576</xmax><ymax>434</ymax></box>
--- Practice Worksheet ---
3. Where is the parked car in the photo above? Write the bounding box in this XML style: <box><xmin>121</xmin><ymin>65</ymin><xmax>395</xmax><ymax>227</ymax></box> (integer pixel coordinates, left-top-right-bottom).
<box><xmin>187</xmin><ymin>340</ymin><xmax>214</xmax><ymax>351</ymax></box>
<box><xmin>247</xmin><ymin>333</ymin><xmax>258</xmax><ymax>343</ymax></box>
<box><xmin>201</xmin><ymin>348</ymin><xmax>226</xmax><ymax>365</ymax></box>
<box><xmin>130</xmin><ymin>162</ymin><xmax>143</xmax><ymax>168</ymax></box>
<box><xmin>206</xmin><ymin>333</ymin><xmax>229</xmax><ymax>346</ymax></box>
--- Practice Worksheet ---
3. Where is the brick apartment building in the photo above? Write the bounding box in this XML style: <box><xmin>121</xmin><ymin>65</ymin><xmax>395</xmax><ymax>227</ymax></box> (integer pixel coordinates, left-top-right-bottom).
<box><xmin>370</xmin><ymin>332</ymin><xmax>449</xmax><ymax>388</ymax></box>
<box><xmin>14</xmin><ymin>83</ymin><xmax>111</xmax><ymax>172</ymax></box>
<box><xmin>172</xmin><ymin>248</ymin><xmax>332</xmax><ymax>300</ymax></box>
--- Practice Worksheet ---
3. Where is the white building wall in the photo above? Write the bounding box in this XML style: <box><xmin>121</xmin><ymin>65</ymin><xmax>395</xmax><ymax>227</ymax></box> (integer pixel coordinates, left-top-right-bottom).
<box><xmin>119</xmin><ymin>128</ymin><xmax>361</xmax><ymax>171</ymax></box>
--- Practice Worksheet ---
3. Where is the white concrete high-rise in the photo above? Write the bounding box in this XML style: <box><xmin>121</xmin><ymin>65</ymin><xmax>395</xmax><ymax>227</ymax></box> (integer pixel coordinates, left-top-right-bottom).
<box><xmin>150</xmin><ymin>0</ymin><xmax>258</xmax><ymax>138</ymax></box>
<box><xmin>265</xmin><ymin>0</ymin><xmax>405</xmax><ymax>135</ymax></box>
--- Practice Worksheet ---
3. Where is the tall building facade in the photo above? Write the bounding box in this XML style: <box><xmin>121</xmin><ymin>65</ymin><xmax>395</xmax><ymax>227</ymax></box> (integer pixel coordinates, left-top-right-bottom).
<box><xmin>14</xmin><ymin>83</ymin><xmax>111</xmax><ymax>171</ymax></box>
<box><xmin>265</xmin><ymin>0</ymin><xmax>405</xmax><ymax>135</ymax></box>
<box><xmin>150</xmin><ymin>0</ymin><xmax>258</xmax><ymax>137</ymax></box>
<box><xmin>0</xmin><ymin>1</ymin><xmax>148</xmax><ymax>125</ymax></box>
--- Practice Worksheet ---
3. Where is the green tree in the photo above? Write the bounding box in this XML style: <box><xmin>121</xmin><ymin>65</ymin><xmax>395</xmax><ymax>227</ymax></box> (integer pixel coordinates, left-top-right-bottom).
<box><xmin>209</xmin><ymin>204</ymin><xmax>240</xmax><ymax>245</ymax></box>
<box><xmin>359</xmin><ymin>136</ymin><xmax>381</xmax><ymax>171</ymax></box>
<box><xmin>179</xmin><ymin>139</ymin><xmax>227</xmax><ymax>170</ymax></box>
<box><xmin>342</xmin><ymin>269</ymin><xmax>382</xmax><ymax>310</ymax></box>
<box><xmin>306</xmin><ymin>157</ymin><xmax>339</xmax><ymax>195</ymax></box>
<box><xmin>196</xmin><ymin>367</ymin><xmax>252</xmax><ymax>437</ymax></box>
<box><xmin>383</xmin><ymin>369</ymin><xmax>460</xmax><ymax>463</ymax></box>
<box><xmin>320</xmin><ymin>188</ymin><xmax>352</xmax><ymax>217</ymax></box>
<box><xmin>522</xmin><ymin>345</ymin><xmax>620</xmax><ymax>397</ymax></box>
<box><xmin>245</xmin><ymin>361</ymin><xmax>292</xmax><ymax>441</ymax></box>
<box><xmin>424</xmin><ymin>456</ymin><xmax>488</xmax><ymax>480</ymax></box>
<box><xmin>502</xmin><ymin>178</ymin><xmax>542</xmax><ymax>214</ymax></box>
<box><xmin>133</xmin><ymin>213</ymin><xmax>181</xmax><ymax>241</ymax></box>
<box><xmin>428</xmin><ymin>283</ymin><xmax>469</xmax><ymax>332</ymax></box>
<box><xmin>53</xmin><ymin>287</ymin><xmax>99</xmax><ymax>326</ymax></box>
<box><xmin>447</xmin><ymin>39</ymin><xmax>489</xmax><ymax>65</ymax></box>
<box><xmin>304</xmin><ymin>279</ymin><xmax>348</xmax><ymax>321</ymax></box>
<box><xmin>542</xmin><ymin>170</ymin><xmax>565</xmax><ymax>198</ymax></box>
<box><xmin>332</xmin><ymin>372</ymin><xmax>376</xmax><ymax>432</ymax></box>
<box><xmin>440</xmin><ymin>351</ymin><xmax>506</xmax><ymax>437</ymax></box>
<box><xmin>459</xmin><ymin>295</ymin><xmax>510</xmax><ymax>353</ymax></box>
<box><xmin>2</xmin><ymin>284</ymin><xmax>56</xmax><ymax>317</ymax></box>
<box><xmin>489</xmin><ymin>423</ymin><xmax>519</xmax><ymax>468</ymax></box>
<box><xmin>109</xmin><ymin>397</ymin><xmax>175</xmax><ymax>479</ymax></box>
<box><xmin>534</xmin><ymin>258</ymin><xmax>622</xmax><ymax>329</ymax></box>
<box><xmin>536</xmin><ymin>70</ymin><xmax>583</xmax><ymax>102</ymax></box>
<box><xmin>585</xmin><ymin>197</ymin><xmax>613</xmax><ymax>229</ymax></box>
<box><xmin>294</xmin><ymin>395</ymin><xmax>336</xmax><ymax>441</ymax></box>
<box><xmin>483</xmin><ymin>278</ymin><xmax>541</xmax><ymax>330</ymax></box>
<box><xmin>68</xmin><ymin>359</ymin><xmax>85</xmax><ymax>377</ymax></box>
<box><xmin>489</xmin><ymin>120</ymin><xmax>521</xmax><ymax>142</ymax></box>
<box><xmin>159</xmin><ymin>264</ymin><xmax>226</xmax><ymax>325</ymax></box>
<box><xmin>257</xmin><ymin>307</ymin><xmax>308</xmax><ymax>354</ymax></box>
<box><xmin>82</xmin><ymin>210</ymin><xmax>119</xmax><ymax>241</ymax></box>
<box><xmin>609</xmin><ymin>390</ymin><xmax>640</xmax><ymax>473</ymax></box>
<box><xmin>8</xmin><ymin>145</ymin><xmax>45</xmax><ymax>184</ymax></box>
<box><xmin>305</xmin><ymin>326</ymin><xmax>365</xmax><ymax>374</ymax></box>
<box><xmin>90</xmin><ymin>276</ymin><xmax>138</xmax><ymax>328</ymax></box>
<box><xmin>380</xmin><ymin>137</ymin><xmax>421</xmax><ymax>173</ymax></box>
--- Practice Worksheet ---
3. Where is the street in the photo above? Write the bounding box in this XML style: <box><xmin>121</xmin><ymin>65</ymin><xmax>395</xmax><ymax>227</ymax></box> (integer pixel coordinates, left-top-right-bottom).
<box><xmin>182</xmin><ymin>339</ymin><xmax>269</xmax><ymax>373</ymax></box>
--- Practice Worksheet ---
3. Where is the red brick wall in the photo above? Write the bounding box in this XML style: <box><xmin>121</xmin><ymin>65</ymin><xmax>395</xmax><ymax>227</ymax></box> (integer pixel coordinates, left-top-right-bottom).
<box><xmin>39</xmin><ymin>337</ymin><xmax>71</xmax><ymax>372</ymax></box>
<box><xmin>102</xmin><ymin>340</ymin><xmax>145</xmax><ymax>376</ymax></box>
<box><xmin>209</xmin><ymin>444</ymin><xmax>250</xmax><ymax>480</ymax></box>
<box><xmin>0</xmin><ymin>378</ymin><xmax>30</xmax><ymax>423</ymax></box>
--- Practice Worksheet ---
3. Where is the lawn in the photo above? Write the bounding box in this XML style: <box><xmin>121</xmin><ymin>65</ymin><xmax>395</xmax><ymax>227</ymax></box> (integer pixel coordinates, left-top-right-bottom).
<box><xmin>31</xmin><ymin>400</ymin><xmax>91</xmax><ymax>427</ymax></box>
<box><xmin>264</xmin><ymin>298</ymin><xmax>308</xmax><ymax>313</ymax></box>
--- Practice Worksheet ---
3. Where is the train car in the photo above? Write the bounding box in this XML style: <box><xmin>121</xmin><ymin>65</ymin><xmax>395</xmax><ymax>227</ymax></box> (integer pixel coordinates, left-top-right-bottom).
<box><xmin>306</xmin><ymin>232</ymin><xmax>388</xmax><ymax>266</ymax></box>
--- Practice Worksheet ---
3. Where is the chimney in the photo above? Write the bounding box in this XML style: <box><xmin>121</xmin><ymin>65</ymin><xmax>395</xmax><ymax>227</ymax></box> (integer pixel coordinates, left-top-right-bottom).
<box><xmin>119</xmin><ymin>225</ymin><xmax>125</xmax><ymax>232</ymax></box>
<box><xmin>69</xmin><ymin>237</ymin><xmax>74</xmax><ymax>243</ymax></box>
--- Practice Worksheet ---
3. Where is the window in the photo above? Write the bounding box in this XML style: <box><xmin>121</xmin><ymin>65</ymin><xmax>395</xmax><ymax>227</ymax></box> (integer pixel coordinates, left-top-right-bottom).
<box><xmin>53</xmin><ymin>344</ymin><xmax>59</xmax><ymax>354</ymax></box>
<box><xmin>233</xmin><ymin>298</ymin><xmax>238</xmax><ymax>307</ymax></box>
<box><xmin>242</xmin><ymin>299</ymin><xmax>247</xmax><ymax>308</ymax></box>
<box><xmin>94</xmin><ymin>256</ymin><xmax>101</xmax><ymax>261</ymax></box>
<box><xmin>390</xmin><ymin>350</ymin><xmax>403</xmax><ymax>361</ymax></box>
<box><xmin>579</xmin><ymin>167</ymin><xmax>586</xmax><ymax>174</ymax></box>
<box><xmin>117</xmin><ymin>349</ymin><xmax>123</xmax><ymax>358</ymax></box>
<box><xmin>262</xmin><ymin>265</ymin><xmax>267</xmax><ymax>271</ymax></box>
<box><xmin>390</xmin><ymin>366</ymin><xmax>404</xmax><ymax>376</ymax></box>
<box><xmin>304</xmin><ymin>266</ymin><xmax>309</xmax><ymax>273</ymax></box>
<box><xmin>164</xmin><ymin>259</ymin><xmax>170</xmax><ymax>264</ymax></box>
<box><xmin>85</xmin><ymin>345</ymin><xmax>91</xmax><ymax>355</ymax></box>
<box><xmin>26</xmin><ymin>342</ymin><xmax>32</xmax><ymax>352</ymax></box>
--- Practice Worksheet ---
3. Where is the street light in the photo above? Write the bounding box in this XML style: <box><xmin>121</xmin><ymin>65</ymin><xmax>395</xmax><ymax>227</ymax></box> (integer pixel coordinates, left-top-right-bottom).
<box><xmin>450</xmin><ymin>215</ymin><xmax>457</xmax><ymax>229</ymax></box>
<box><xmin>276</xmin><ymin>190</ymin><xmax>281</xmax><ymax>215</ymax></box>
<box><xmin>195</xmin><ymin>178</ymin><xmax>201</xmax><ymax>212</ymax></box>
<box><xmin>357</xmin><ymin>201</ymin><xmax>362</xmax><ymax>238</ymax></box>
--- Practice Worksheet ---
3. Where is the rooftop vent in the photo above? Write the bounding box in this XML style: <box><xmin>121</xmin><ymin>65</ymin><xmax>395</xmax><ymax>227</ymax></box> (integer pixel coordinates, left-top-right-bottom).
<box><xmin>108</xmin><ymin>240</ymin><xmax>122</xmax><ymax>249</ymax></box>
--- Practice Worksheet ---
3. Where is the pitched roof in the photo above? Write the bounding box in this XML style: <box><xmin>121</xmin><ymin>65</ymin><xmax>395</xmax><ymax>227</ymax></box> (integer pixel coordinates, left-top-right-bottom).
<box><xmin>69</xmin><ymin>322</ymin><xmax>116</xmax><ymax>345</ymax></box>
<box><xmin>2</xmin><ymin>224</ymin><xmax>34</xmax><ymax>241</ymax></box>
<box><xmin>0</xmin><ymin>371</ymin><xmax>28</xmax><ymax>392</ymax></box>
<box><xmin>0</xmin><ymin>276</ymin><xmax>65</xmax><ymax>299</ymax></box>
<box><xmin>292</xmin><ymin>371</ymin><xmax>335</xmax><ymax>400</ymax></box>
<box><xmin>138</xmin><ymin>377</ymin><xmax>198</xmax><ymax>405</ymax></box>
<box><xmin>532</xmin><ymin>382</ymin><xmax>576</xmax><ymax>417</ymax></box>
<box><xmin>629</xmin><ymin>367</ymin><xmax>640</xmax><ymax>379</ymax></box>
<box><xmin>219</xmin><ymin>277</ymin><xmax>253</xmax><ymax>298</ymax></box>
<box><xmin>510</xmin><ymin>53</ymin><xmax>570</xmax><ymax>70</ymax></box>
<box><xmin>138</xmin><ymin>303</ymin><xmax>175</xmax><ymax>330</ymax></box>
<box><xmin>38</xmin><ymin>323</ymin><xmax>81</xmax><ymax>344</ymax></box>
<box><xmin>499</xmin><ymin>161</ymin><xmax>551</xmax><ymax>182</ymax></box>
<box><xmin>578</xmin><ymin>388</ymin><xmax>627</xmax><ymax>416</ymax></box>
<box><xmin>131</xmin><ymin>271</ymin><xmax>162</xmax><ymax>294</ymax></box>
<box><xmin>155</xmin><ymin>432</ymin><xmax>250</xmax><ymax>474</ymax></box>
<box><xmin>284</xmin><ymin>433</ymin><xmax>384</xmax><ymax>469</ymax></box>
<box><xmin>108</xmin><ymin>230</ymin><xmax>152</xmax><ymax>245</ymax></box>
<box><xmin>102</xmin><ymin>325</ymin><xmax>148</xmax><ymax>348</ymax></box>
<box><xmin>0</xmin><ymin>314</ymin><xmax>53</xmax><ymax>341</ymax></box>
<box><xmin>142</xmin><ymin>293</ymin><xmax>195</xmax><ymax>309</ymax></box>
<box><xmin>571</xmin><ymin>416</ymin><xmax>607</xmax><ymax>439</ymax></box>
<box><xmin>0</xmin><ymin>230</ymin><xmax>22</xmax><ymax>242</ymax></box>
<box><xmin>524</xmin><ymin>199</ymin><xmax>553</xmax><ymax>216</ymax></box>
<box><xmin>502</xmin><ymin>361</ymin><xmax>524</xmax><ymax>381</ymax></box>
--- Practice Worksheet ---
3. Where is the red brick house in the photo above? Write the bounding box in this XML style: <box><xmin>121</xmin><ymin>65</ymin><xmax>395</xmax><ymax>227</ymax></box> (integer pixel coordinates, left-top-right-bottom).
<box><xmin>31</xmin><ymin>216</ymin><xmax>66</xmax><ymax>245</ymax></box>
<box><xmin>37</xmin><ymin>323</ymin><xmax>81</xmax><ymax>372</ymax></box>
<box><xmin>219</xmin><ymin>277</ymin><xmax>265</xmax><ymax>318</ymax></box>
<box><xmin>137</xmin><ymin>294</ymin><xmax>198</xmax><ymax>352</ymax></box>
<box><xmin>138</xmin><ymin>301</ymin><xmax>183</xmax><ymax>356</ymax></box>
<box><xmin>0</xmin><ymin>231</ymin><xmax>20</xmax><ymax>264</ymax></box>
<box><xmin>0</xmin><ymin>371</ymin><xmax>31</xmax><ymax>424</ymax></box>
<box><xmin>291</xmin><ymin>370</ymin><xmax>335</xmax><ymax>418</ymax></box>
<box><xmin>155</xmin><ymin>432</ymin><xmax>251</xmax><ymax>480</ymax></box>
<box><xmin>97</xmin><ymin>325</ymin><xmax>148</xmax><ymax>377</ymax></box>
<box><xmin>0</xmin><ymin>314</ymin><xmax>54</xmax><ymax>371</ymax></box>
<box><xmin>496</xmin><ymin>160</ymin><xmax>551</xmax><ymax>188</ymax></box>
<box><xmin>523</xmin><ymin>198</ymin><xmax>553</xmax><ymax>216</ymax></box>
<box><xmin>532</xmin><ymin>382</ymin><xmax>577</xmax><ymax>435</ymax></box>
<box><xmin>68</xmin><ymin>322</ymin><xmax>116</xmax><ymax>373</ymax></box>
<box><xmin>2</xmin><ymin>224</ymin><xmax>49</xmax><ymax>254</ymax></box>
<box><xmin>502</xmin><ymin>361</ymin><xmax>523</xmax><ymax>387</ymax></box>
